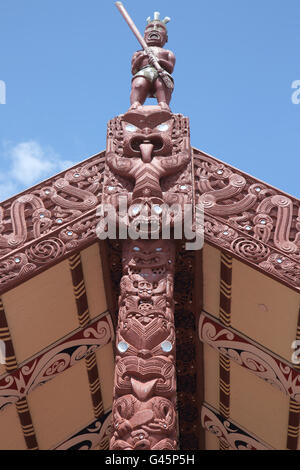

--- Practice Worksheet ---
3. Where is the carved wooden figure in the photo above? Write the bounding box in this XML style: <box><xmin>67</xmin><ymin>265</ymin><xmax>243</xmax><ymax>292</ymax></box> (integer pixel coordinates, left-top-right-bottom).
<box><xmin>115</xmin><ymin>4</ymin><xmax>175</xmax><ymax>111</ymax></box>
<box><xmin>110</xmin><ymin>240</ymin><xmax>177</xmax><ymax>450</ymax></box>
<box><xmin>101</xmin><ymin>103</ymin><xmax>193</xmax><ymax>450</ymax></box>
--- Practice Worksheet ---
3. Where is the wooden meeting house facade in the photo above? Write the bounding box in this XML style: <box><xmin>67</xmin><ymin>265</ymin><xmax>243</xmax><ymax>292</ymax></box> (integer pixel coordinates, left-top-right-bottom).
<box><xmin>0</xmin><ymin>142</ymin><xmax>299</xmax><ymax>450</ymax></box>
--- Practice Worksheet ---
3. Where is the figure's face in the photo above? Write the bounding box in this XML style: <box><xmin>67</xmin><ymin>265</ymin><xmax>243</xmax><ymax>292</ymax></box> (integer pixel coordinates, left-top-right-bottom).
<box><xmin>144</xmin><ymin>21</ymin><xmax>167</xmax><ymax>47</ymax></box>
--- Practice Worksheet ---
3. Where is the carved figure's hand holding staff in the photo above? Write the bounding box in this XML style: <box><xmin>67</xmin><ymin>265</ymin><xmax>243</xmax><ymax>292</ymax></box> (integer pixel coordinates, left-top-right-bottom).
<box><xmin>115</xmin><ymin>2</ymin><xmax>176</xmax><ymax>111</ymax></box>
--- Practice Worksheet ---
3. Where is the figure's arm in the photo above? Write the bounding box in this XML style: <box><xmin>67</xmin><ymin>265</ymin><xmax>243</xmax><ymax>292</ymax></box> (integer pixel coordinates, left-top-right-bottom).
<box><xmin>157</xmin><ymin>50</ymin><xmax>176</xmax><ymax>74</ymax></box>
<box><xmin>157</xmin><ymin>151</ymin><xmax>190</xmax><ymax>176</ymax></box>
<box><xmin>106</xmin><ymin>152</ymin><xmax>134</xmax><ymax>178</ymax></box>
<box><xmin>131</xmin><ymin>50</ymin><xmax>146</xmax><ymax>75</ymax></box>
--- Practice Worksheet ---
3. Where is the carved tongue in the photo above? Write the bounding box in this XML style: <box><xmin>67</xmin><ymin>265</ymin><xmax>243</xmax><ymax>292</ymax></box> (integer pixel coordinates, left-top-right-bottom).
<box><xmin>131</xmin><ymin>377</ymin><xmax>158</xmax><ymax>400</ymax></box>
<box><xmin>140</xmin><ymin>142</ymin><xmax>154</xmax><ymax>163</ymax></box>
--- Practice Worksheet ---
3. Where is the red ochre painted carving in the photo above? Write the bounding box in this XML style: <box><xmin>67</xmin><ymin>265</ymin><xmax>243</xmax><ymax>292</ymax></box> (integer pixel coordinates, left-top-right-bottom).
<box><xmin>0</xmin><ymin>147</ymin><xmax>299</xmax><ymax>292</ymax></box>
<box><xmin>110</xmin><ymin>239</ymin><xmax>177</xmax><ymax>450</ymax></box>
<box><xmin>103</xmin><ymin>105</ymin><xmax>193</xmax><ymax>450</ymax></box>
<box><xmin>115</xmin><ymin>4</ymin><xmax>175</xmax><ymax>111</ymax></box>
<box><xmin>194</xmin><ymin>149</ymin><xmax>300</xmax><ymax>289</ymax></box>
<box><xmin>102</xmin><ymin>106</ymin><xmax>192</xmax><ymax>230</ymax></box>
<box><xmin>0</xmin><ymin>155</ymin><xmax>104</xmax><ymax>256</ymax></box>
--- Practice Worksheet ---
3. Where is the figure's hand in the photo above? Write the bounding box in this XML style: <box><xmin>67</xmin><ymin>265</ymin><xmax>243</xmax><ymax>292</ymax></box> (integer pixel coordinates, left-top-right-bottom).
<box><xmin>148</xmin><ymin>53</ymin><xmax>157</xmax><ymax>66</ymax></box>
<box><xmin>131</xmin><ymin>50</ymin><xmax>146</xmax><ymax>73</ymax></box>
<box><xmin>145</xmin><ymin>48</ymin><xmax>157</xmax><ymax>67</ymax></box>
<box><xmin>136</xmin><ymin>50</ymin><xmax>146</xmax><ymax>59</ymax></box>
<box><xmin>148</xmin><ymin>418</ymin><xmax>170</xmax><ymax>432</ymax></box>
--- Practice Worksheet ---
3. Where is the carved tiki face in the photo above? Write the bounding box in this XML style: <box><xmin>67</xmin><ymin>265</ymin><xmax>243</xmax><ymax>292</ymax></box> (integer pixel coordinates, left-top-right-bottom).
<box><xmin>104</xmin><ymin>108</ymin><xmax>192</xmax><ymax>238</ymax></box>
<box><xmin>144</xmin><ymin>21</ymin><xmax>168</xmax><ymax>47</ymax></box>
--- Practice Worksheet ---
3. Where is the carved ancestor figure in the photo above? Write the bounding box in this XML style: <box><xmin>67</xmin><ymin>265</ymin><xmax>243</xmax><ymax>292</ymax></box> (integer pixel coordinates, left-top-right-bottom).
<box><xmin>130</xmin><ymin>13</ymin><xmax>176</xmax><ymax>111</ymax></box>
<box><xmin>103</xmin><ymin>7</ymin><xmax>194</xmax><ymax>450</ymax></box>
<box><xmin>110</xmin><ymin>240</ymin><xmax>177</xmax><ymax>450</ymax></box>
<box><xmin>115</xmin><ymin>4</ymin><xmax>175</xmax><ymax>111</ymax></box>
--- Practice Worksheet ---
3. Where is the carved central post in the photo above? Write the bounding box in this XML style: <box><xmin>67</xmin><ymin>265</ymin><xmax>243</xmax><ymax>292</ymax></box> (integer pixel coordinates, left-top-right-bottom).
<box><xmin>99</xmin><ymin>104</ymin><xmax>193</xmax><ymax>450</ymax></box>
<box><xmin>99</xmin><ymin>7</ymin><xmax>195</xmax><ymax>447</ymax></box>
<box><xmin>110</xmin><ymin>239</ymin><xmax>177</xmax><ymax>450</ymax></box>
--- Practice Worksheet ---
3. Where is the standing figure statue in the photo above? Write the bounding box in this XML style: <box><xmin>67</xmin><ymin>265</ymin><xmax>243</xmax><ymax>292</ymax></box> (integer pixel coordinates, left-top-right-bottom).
<box><xmin>115</xmin><ymin>3</ymin><xmax>176</xmax><ymax>111</ymax></box>
<box><xmin>130</xmin><ymin>12</ymin><xmax>176</xmax><ymax>111</ymax></box>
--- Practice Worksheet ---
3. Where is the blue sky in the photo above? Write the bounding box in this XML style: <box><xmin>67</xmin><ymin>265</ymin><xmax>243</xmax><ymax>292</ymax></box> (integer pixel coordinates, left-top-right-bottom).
<box><xmin>0</xmin><ymin>0</ymin><xmax>299</xmax><ymax>200</ymax></box>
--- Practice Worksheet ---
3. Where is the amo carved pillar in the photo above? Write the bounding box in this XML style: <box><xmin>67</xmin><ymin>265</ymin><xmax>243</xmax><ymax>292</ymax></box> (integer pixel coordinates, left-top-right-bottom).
<box><xmin>99</xmin><ymin>105</ymin><xmax>194</xmax><ymax>450</ymax></box>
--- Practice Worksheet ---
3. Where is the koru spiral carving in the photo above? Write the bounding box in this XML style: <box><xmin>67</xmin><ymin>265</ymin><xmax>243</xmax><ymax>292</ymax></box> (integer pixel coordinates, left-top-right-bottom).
<box><xmin>0</xmin><ymin>155</ymin><xmax>105</xmax><ymax>258</ymax></box>
<box><xmin>194</xmin><ymin>149</ymin><xmax>300</xmax><ymax>288</ymax></box>
<box><xmin>0</xmin><ymin>118</ymin><xmax>299</xmax><ymax>292</ymax></box>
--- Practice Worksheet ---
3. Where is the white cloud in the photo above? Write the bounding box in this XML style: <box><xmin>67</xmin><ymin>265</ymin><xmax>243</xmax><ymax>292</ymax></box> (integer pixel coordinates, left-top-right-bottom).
<box><xmin>9</xmin><ymin>141</ymin><xmax>55</xmax><ymax>186</ymax></box>
<box><xmin>0</xmin><ymin>140</ymin><xmax>75</xmax><ymax>201</ymax></box>
<box><xmin>9</xmin><ymin>141</ymin><xmax>74</xmax><ymax>186</ymax></box>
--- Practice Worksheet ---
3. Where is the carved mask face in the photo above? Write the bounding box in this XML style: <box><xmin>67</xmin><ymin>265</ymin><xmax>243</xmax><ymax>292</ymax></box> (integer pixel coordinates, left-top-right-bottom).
<box><xmin>122</xmin><ymin>114</ymin><xmax>173</xmax><ymax>160</ymax></box>
<box><xmin>137</xmin><ymin>280</ymin><xmax>153</xmax><ymax>298</ymax></box>
<box><xmin>144</xmin><ymin>21</ymin><xmax>167</xmax><ymax>47</ymax></box>
<box><xmin>138</xmin><ymin>280</ymin><xmax>152</xmax><ymax>291</ymax></box>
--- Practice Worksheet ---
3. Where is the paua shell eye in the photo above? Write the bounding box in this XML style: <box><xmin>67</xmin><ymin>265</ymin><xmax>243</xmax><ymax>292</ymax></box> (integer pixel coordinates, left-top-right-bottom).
<box><xmin>157</xmin><ymin>123</ymin><xmax>169</xmax><ymax>132</ymax></box>
<box><xmin>125</xmin><ymin>124</ymin><xmax>138</xmax><ymax>132</ymax></box>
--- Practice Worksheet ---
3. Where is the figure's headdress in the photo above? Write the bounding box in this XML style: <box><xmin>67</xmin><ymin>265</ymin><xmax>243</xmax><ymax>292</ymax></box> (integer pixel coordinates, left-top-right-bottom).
<box><xmin>146</xmin><ymin>11</ymin><xmax>171</xmax><ymax>28</ymax></box>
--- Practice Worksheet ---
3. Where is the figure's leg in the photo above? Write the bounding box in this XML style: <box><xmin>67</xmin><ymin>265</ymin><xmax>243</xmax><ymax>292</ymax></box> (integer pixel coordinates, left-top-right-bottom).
<box><xmin>154</xmin><ymin>78</ymin><xmax>173</xmax><ymax>111</ymax></box>
<box><xmin>130</xmin><ymin>77</ymin><xmax>151</xmax><ymax>109</ymax></box>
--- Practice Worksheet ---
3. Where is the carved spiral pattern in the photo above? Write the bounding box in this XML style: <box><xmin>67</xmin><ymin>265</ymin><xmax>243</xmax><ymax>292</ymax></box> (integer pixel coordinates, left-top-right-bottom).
<box><xmin>271</xmin><ymin>194</ymin><xmax>291</xmax><ymax>208</ymax></box>
<box><xmin>0</xmin><ymin>144</ymin><xmax>299</xmax><ymax>293</ymax></box>
<box><xmin>194</xmin><ymin>149</ymin><xmax>300</xmax><ymax>289</ymax></box>
<box><xmin>231</xmin><ymin>237</ymin><xmax>270</xmax><ymax>262</ymax></box>
<box><xmin>0</xmin><ymin>154</ymin><xmax>105</xmax><ymax>259</ymax></box>
<box><xmin>26</xmin><ymin>238</ymin><xmax>66</xmax><ymax>264</ymax></box>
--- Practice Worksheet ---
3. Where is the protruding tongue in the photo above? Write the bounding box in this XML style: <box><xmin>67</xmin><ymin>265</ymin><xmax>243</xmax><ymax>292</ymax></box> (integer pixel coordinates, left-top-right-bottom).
<box><xmin>131</xmin><ymin>377</ymin><xmax>158</xmax><ymax>400</ymax></box>
<box><xmin>140</xmin><ymin>142</ymin><xmax>154</xmax><ymax>163</ymax></box>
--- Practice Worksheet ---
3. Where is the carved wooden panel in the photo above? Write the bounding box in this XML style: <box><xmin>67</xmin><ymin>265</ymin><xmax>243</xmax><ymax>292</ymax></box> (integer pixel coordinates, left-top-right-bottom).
<box><xmin>194</xmin><ymin>149</ymin><xmax>300</xmax><ymax>290</ymax></box>
<box><xmin>110</xmin><ymin>240</ymin><xmax>177</xmax><ymax>450</ymax></box>
<box><xmin>0</xmin><ymin>147</ymin><xmax>298</xmax><ymax>293</ymax></box>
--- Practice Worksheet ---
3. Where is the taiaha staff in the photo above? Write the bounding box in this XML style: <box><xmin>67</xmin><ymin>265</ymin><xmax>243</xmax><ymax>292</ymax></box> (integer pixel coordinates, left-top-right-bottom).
<box><xmin>115</xmin><ymin>1</ymin><xmax>174</xmax><ymax>90</ymax></box>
